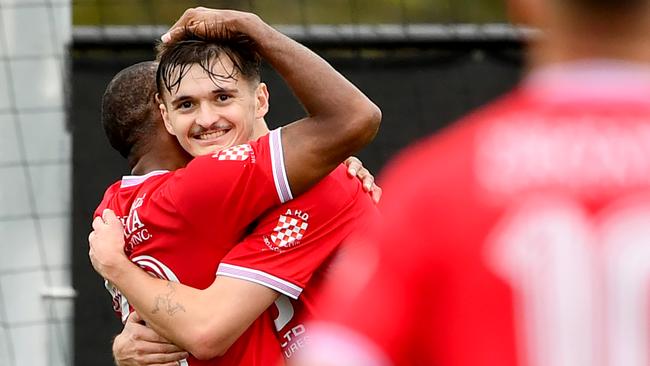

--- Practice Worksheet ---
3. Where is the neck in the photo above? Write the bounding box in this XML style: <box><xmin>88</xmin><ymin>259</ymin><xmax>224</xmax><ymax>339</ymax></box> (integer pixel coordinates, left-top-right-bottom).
<box><xmin>129</xmin><ymin>145</ymin><xmax>192</xmax><ymax>176</ymax></box>
<box><xmin>530</xmin><ymin>12</ymin><xmax>650</xmax><ymax>68</ymax></box>
<box><xmin>251</xmin><ymin>119</ymin><xmax>271</xmax><ymax>140</ymax></box>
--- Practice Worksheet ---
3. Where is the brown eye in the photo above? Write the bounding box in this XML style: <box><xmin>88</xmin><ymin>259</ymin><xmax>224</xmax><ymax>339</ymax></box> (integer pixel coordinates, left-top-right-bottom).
<box><xmin>180</xmin><ymin>101</ymin><xmax>192</xmax><ymax>109</ymax></box>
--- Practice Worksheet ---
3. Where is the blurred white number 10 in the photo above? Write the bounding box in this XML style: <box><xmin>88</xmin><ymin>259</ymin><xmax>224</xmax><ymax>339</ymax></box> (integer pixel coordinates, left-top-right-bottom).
<box><xmin>489</xmin><ymin>197</ymin><xmax>650</xmax><ymax>366</ymax></box>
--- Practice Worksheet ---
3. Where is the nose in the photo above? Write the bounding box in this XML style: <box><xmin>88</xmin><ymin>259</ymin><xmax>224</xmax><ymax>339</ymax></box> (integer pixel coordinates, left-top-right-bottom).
<box><xmin>195</xmin><ymin>102</ymin><xmax>219</xmax><ymax>128</ymax></box>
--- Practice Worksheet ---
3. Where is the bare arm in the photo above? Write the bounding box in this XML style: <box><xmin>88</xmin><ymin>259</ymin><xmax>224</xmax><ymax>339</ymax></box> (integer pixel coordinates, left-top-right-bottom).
<box><xmin>90</xmin><ymin>210</ymin><xmax>279</xmax><ymax>360</ymax></box>
<box><xmin>164</xmin><ymin>8</ymin><xmax>381</xmax><ymax>196</ymax></box>
<box><xmin>115</xmin><ymin>269</ymin><xmax>277</xmax><ymax>360</ymax></box>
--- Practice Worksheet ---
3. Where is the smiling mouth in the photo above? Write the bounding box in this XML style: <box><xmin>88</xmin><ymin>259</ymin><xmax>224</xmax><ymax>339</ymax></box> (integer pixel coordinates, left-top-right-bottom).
<box><xmin>194</xmin><ymin>129</ymin><xmax>231</xmax><ymax>141</ymax></box>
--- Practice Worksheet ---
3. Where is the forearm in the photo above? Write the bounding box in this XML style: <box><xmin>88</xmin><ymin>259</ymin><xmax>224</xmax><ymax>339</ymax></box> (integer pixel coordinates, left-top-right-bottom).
<box><xmin>240</xmin><ymin>18</ymin><xmax>374</xmax><ymax>121</ymax></box>
<box><xmin>106</xmin><ymin>261</ymin><xmax>278</xmax><ymax>360</ymax></box>
<box><xmin>234</xmin><ymin>15</ymin><xmax>381</xmax><ymax>191</ymax></box>
<box><xmin>107</xmin><ymin>263</ymin><xmax>229</xmax><ymax>359</ymax></box>
<box><xmin>107</xmin><ymin>263</ymin><xmax>206</xmax><ymax>351</ymax></box>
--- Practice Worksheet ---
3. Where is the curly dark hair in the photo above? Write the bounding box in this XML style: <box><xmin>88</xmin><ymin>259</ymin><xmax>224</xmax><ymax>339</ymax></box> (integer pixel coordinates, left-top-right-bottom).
<box><xmin>155</xmin><ymin>28</ymin><xmax>261</xmax><ymax>100</ymax></box>
<box><xmin>101</xmin><ymin>61</ymin><xmax>160</xmax><ymax>160</ymax></box>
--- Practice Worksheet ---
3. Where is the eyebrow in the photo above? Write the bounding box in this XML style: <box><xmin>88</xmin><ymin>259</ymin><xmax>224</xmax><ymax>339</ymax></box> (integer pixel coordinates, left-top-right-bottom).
<box><xmin>170</xmin><ymin>95</ymin><xmax>193</xmax><ymax>105</ymax></box>
<box><xmin>170</xmin><ymin>88</ymin><xmax>239</xmax><ymax>105</ymax></box>
<box><xmin>211</xmin><ymin>87</ymin><xmax>239</xmax><ymax>95</ymax></box>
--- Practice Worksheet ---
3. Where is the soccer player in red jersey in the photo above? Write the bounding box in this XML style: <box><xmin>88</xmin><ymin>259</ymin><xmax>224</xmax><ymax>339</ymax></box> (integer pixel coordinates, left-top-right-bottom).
<box><xmin>296</xmin><ymin>1</ymin><xmax>650</xmax><ymax>366</ymax></box>
<box><xmin>89</xmin><ymin>8</ymin><xmax>380</xmax><ymax>366</ymax></box>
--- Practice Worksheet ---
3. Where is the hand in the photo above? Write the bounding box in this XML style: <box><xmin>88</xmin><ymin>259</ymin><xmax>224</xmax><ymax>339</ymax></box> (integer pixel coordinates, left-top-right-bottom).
<box><xmin>344</xmin><ymin>157</ymin><xmax>382</xmax><ymax>204</ymax></box>
<box><xmin>161</xmin><ymin>7</ymin><xmax>261</xmax><ymax>43</ymax></box>
<box><xmin>88</xmin><ymin>209</ymin><xmax>130</xmax><ymax>280</ymax></box>
<box><xmin>113</xmin><ymin>312</ymin><xmax>188</xmax><ymax>366</ymax></box>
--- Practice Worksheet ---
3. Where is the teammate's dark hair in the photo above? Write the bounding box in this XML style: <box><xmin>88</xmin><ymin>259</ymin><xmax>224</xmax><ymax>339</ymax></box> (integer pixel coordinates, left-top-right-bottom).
<box><xmin>156</xmin><ymin>28</ymin><xmax>261</xmax><ymax>100</ymax></box>
<box><xmin>101</xmin><ymin>61</ymin><xmax>159</xmax><ymax>161</ymax></box>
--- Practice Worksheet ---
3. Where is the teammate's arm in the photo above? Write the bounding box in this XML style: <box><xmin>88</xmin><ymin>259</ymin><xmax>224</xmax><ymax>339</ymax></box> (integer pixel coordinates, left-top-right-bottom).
<box><xmin>163</xmin><ymin>8</ymin><xmax>381</xmax><ymax>196</ymax></box>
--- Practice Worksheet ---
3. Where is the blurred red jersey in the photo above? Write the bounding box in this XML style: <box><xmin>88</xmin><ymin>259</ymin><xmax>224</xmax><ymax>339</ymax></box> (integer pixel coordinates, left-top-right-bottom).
<box><xmin>308</xmin><ymin>62</ymin><xmax>650</xmax><ymax>366</ymax></box>
<box><xmin>95</xmin><ymin>130</ymin><xmax>289</xmax><ymax>366</ymax></box>
<box><xmin>216</xmin><ymin>164</ymin><xmax>380</xmax><ymax>361</ymax></box>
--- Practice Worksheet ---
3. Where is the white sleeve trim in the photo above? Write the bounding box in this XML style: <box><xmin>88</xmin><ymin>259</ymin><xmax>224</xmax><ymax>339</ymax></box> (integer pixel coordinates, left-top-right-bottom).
<box><xmin>295</xmin><ymin>321</ymin><xmax>393</xmax><ymax>366</ymax></box>
<box><xmin>216</xmin><ymin>263</ymin><xmax>302</xmax><ymax>299</ymax></box>
<box><xmin>269</xmin><ymin>128</ymin><xmax>293</xmax><ymax>203</ymax></box>
<box><xmin>104</xmin><ymin>280</ymin><xmax>131</xmax><ymax>324</ymax></box>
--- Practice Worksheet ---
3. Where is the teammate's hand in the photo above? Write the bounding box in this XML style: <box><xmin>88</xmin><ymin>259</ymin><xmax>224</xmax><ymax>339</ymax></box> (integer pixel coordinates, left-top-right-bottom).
<box><xmin>161</xmin><ymin>7</ymin><xmax>260</xmax><ymax>43</ymax></box>
<box><xmin>88</xmin><ymin>209</ymin><xmax>130</xmax><ymax>280</ymax></box>
<box><xmin>344</xmin><ymin>156</ymin><xmax>382</xmax><ymax>204</ymax></box>
<box><xmin>113</xmin><ymin>311</ymin><xmax>188</xmax><ymax>366</ymax></box>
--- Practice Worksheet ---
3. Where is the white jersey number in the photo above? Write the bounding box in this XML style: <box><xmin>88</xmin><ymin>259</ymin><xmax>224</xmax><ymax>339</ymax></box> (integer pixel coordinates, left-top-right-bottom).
<box><xmin>489</xmin><ymin>197</ymin><xmax>650</xmax><ymax>366</ymax></box>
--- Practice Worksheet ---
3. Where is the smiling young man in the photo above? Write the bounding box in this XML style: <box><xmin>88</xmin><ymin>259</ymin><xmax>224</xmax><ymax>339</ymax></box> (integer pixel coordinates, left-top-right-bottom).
<box><xmin>156</xmin><ymin>38</ymin><xmax>270</xmax><ymax>158</ymax></box>
<box><xmin>90</xmin><ymin>7</ymin><xmax>381</xmax><ymax>366</ymax></box>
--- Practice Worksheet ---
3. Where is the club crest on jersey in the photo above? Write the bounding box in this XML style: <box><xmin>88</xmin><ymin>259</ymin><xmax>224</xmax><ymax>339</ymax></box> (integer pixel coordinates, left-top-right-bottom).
<box><xmin>266</xmin><ymin>209</ymin><xmax>309</xmax><ymax>250</ymax></box>
<box><xmin>213</xmin><ymin>144</ymin><xmax>254</xmax><ymax>161</ymax></box>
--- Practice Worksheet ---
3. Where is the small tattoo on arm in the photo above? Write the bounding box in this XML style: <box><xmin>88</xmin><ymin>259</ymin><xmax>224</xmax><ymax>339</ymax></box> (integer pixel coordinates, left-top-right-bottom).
<box><xmin>151</xmin><ymin>282</ymin><xmax>186</xmax><ymax>316</ymax></box>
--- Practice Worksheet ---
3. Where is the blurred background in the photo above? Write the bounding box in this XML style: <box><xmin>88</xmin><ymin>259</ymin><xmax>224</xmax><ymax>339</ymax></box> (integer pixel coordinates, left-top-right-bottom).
<box><xmin>0</xmin><ymin>1</ymin><xmax>522</xmax><ymax>365</ymax></box>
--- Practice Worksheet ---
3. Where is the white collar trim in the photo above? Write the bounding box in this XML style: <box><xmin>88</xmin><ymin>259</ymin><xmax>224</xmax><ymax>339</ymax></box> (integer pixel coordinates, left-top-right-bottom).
<box><xmin>120</xmin><ymin>170</ymin><xmax>170</xmax><ymax>188</ymax></box>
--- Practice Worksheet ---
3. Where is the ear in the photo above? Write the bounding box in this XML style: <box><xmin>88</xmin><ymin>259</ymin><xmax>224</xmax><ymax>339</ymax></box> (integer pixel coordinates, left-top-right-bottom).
<box><xmin>254</xmin><ymin>83</ymin><xmax>270</xmax><ymax>119</ymax></box>
<box><xmin>507</xmin><ymin>0</ymin><xmax>545</xmax><ymax>27</ymax></box>
<box><xmin>157</xmin><ymin>93</ymin><xmax>175</xmax><ymax>136</ymax></box>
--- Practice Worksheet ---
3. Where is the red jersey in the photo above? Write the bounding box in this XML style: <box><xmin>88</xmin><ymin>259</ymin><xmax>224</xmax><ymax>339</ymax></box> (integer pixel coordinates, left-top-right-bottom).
<box><xmin>306</xmin><ymin>62</ymin><xmax>650</xmax><ymax>366</ymax></box>
<box><xmin>216</xmin><ymin>164</ymin><xmax>379</xmax><ymax>361</ymax></box>
<box><xmin>95</xmin><ymin>130</ymin><xmax>289</xmax><ymax>366</ymax></box>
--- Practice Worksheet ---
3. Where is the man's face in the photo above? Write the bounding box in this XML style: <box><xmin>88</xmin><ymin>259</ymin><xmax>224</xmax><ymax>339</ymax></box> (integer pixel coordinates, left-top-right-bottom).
<box><xmin>159</xmin><ymin>57</ymin><xmax>268</xmax><ymax>157</ymax></box>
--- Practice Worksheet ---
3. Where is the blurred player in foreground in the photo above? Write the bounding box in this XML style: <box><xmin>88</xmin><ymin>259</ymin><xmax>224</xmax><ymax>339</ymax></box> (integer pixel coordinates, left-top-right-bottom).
<box><xmin>89</xmin><ymin>7</ymin><xmax>381</xmax><ymax>366</ymax></box>
<box><xmin>296</xmin><ymin>0</ymin><xmax>650</xmax><ymax>365</ymax></box>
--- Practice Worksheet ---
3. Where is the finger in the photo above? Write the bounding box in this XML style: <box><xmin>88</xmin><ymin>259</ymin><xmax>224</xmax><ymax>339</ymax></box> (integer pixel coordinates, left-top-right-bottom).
<box><xmin>88</xmin><ymin>230</ymin><xmax>95</xmax><ymax>244</ymax></box>
<box><xmin>149</xmin><ymin>362</ymin><xmax>185</xmax><ymax>366</ymax></box>
<box><xmin>151</xmin><ymin>344</ymin><xmax>187</xmax><ymax>355</ymax></box>
<box><xmin>163</xmin><ymin>8</ymin><xmax>216</xmax><ymax>43</ymax></box>
<box><xmin>102</xmin><ymin>208</ymin><xmax>119</xmax><ymax>224</ymax></box>
<box><xmin>92</xmin><ymin>216</ymin><xmax>105</xmax><ymax>230</ymax></box>
<box><xmin>357</xmin><ymin>170</ymin><xmax>374</xmax><ymax>192</ymax></box>
<box><xmin>165</xmin><ymin>7</ymin><xmax>199</xmax><ymax>38</ymax></box>
<box><xmin>371</xmin><ymin>184</ymin><xmax>382</xmax><ymax>204</ymax></box>
<box><xmin>133</xmin><ymin>325</ymin><xmax>176</xmax><ymax>345</ymax></box>
<box><xmin>126</xmin><ymin>311</ymin><xmax>143</xmax><ymax>324</ymax></box>
<box><xmin>148</xmin><ymin>344</ymin><xmax>188</xmax><ymax>356</ymax></box>
<box><xmin>162</xmin><ymin>25</ymin><xmax>190</xmax><ymax>43</ymax></box>
<box><xmin>344</xmin><ymin>157</ymin><xmax>362</xmax><ymax>176</ymax></box>
<box><xmin>136</xmin><ymin>340</ymin><xmax>187</xmax><ymax>355</ymax></box>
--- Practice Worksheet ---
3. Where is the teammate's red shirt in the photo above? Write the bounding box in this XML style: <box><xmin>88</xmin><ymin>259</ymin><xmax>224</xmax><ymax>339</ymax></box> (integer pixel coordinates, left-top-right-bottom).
<box><xmin>216</xmin><ymin>164</ymin><xmax>379</xmax><ymax>361</ymax></box>
<box><xmin>95</xmin><ymin>130</ymin><xmax>290</xmax><ymax>366</ymax></box>
<box><xmin>307</xmin><ymin>63</ymin><xmax>650</xmax><ymax>366</ymax></box>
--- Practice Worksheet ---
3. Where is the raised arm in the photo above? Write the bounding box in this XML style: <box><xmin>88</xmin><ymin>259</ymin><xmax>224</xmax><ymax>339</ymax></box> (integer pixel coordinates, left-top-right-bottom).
<box><xmin>163</xmin><ymin>8</ymin><xmax>381</xmax><ymax>196</ymax></box>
